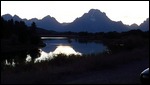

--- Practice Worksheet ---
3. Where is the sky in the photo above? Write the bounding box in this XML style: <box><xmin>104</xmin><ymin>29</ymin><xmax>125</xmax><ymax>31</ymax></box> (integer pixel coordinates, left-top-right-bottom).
<box><xmin>1</xmin><ymin>1</ymin><xmax>149</xmax><ymax>25</ymax></box>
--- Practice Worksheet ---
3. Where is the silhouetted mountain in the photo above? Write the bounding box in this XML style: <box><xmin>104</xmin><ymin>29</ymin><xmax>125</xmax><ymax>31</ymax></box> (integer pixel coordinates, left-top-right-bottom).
<box><xmin>2</xmin><ymin>14</ymin><xmax>62</xmax><ymax>31</ymax></box>
<box><xmin>24</xmin><ymin>18</ymin><xmax>39</xmax><ymax>26</ymax></box>
<box><xmin>2</xmin><ymin>14</ymin><xmax>13</xmax><ymax>21</ymax></box>
<box><xmin>64</xmin><ymin>9</ymin><xmax>129</xmax><ymax>32</ymax></box>
<box><xmin>13</xmin><ymin>15</ymin><xmax>22</xmax><ymax>21</ymax></box>
<box><xmin>2</xmin><ymin>14</ymin><xmax>22</xmax><ymax>21</ymax></box>
<box><xmin>36</xmin><ymin>15</ymin><xmax>62</xmax><ymax>31</ymax></box>
<box><xmin>1</xmin><ymin>9</ymin><xmax>149</xmax><ymax>33</ymax></box>
<box><xmin>126</xmin><ymin>23</ymin><xmax>139</xmax><ymax>30</ymax></box>
<box><xmin>138</xmin><ymin>18</ymin><xmax>149</xmax><ymax>31</ymax></box>
<box><xmin>23</xmin><ymin>15</ymin><xmax>62</xmax><ymax>31</ymax></box>
<box><xmin>36</xmin><ymin>27</ymin><xmax>57</xmax><ymax>35</ymax></box>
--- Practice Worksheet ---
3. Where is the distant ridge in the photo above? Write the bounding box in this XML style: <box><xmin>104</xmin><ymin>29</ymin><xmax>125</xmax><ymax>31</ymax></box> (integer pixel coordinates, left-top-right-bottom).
<box><xmin>2</xmin><ymin>9</ymin><xmax>149</xmax><ymax>32</ymax></box>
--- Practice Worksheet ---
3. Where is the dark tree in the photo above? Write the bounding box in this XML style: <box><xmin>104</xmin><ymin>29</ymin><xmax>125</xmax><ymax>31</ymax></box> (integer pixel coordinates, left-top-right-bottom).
<box><xmin>29</xmin><ymin>22</ymin><xmax>41</xmax><ymax>45</ymax></box>
<box><xmin>30</xmin><ymin>22</ymin><xmax>37</xmax><ymax>32</ymax></box>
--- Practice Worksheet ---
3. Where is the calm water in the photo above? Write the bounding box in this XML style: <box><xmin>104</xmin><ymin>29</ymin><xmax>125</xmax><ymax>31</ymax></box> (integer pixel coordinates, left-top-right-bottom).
<box><xmin>34</xmin><ymin>37</ymin><xmax>107</xmax><ymax>62</ymax></box>
<box><xmin>41</xmin><ymin>37</ymin><xmax>107</xmax><ymax>55</ymax></box>
<box><xmin>2</xmin><ymin>37</ymin><xmax>108</xmax><ymax>66</ymax></box>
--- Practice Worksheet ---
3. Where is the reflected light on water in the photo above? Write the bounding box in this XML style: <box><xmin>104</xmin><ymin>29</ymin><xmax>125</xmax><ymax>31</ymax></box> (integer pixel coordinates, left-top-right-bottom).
<box><xmin>34</xmin><ymin>45</ymin><xmax>82</xmax><ymax>62</ymax></box>
<box><xmin>26</xmin><ymin>54</ymin><xmax>32</xmax><ymax>62</ymax></box>
<box><xmin>3</xmin><ymin>46</ymin><xmax>82</xmax><ymax>65</ymax></box>
<box><xmin>5</xmin><ymin>59</ymin><xmax>15</xmax><ymax>67</ymax></box>
<box><xmin>53</xmin><ymin>45</ymin><xmax>82</xmax><ymax>56</ymax></box>
<box><xmin>34</xmin><ymin>51</ymin><xmax>53</xmax><ymax>63</ymax></box>
<box><xmin>41</xmin><ymin>37</ymin><xmax>67</xmax><ymax>40</ymax></box>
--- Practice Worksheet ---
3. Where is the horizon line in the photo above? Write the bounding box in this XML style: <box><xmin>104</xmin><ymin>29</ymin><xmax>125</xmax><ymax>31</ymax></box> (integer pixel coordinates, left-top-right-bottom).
<box><xmin>1</xmin><ymin>13</ymin><xmax>149</xmax><ymax>26</ymax></box>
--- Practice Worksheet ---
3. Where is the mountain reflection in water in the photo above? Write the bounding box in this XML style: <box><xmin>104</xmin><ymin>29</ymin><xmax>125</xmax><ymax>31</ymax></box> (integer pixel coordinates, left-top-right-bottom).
<box><xmin>34</xmin><ymin>45</ymin><xmax>82</xmax><ymax>62</ymax></box>
<box><xmin>2</xmin><ymin>37</ymin><xmax>107</xmax><ymax>66</ymax></box>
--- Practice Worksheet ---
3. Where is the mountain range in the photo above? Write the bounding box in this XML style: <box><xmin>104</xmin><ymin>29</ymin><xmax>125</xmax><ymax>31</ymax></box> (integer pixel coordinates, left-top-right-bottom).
<box><xmin>2</xmin><ymin>9</ymin><xmax>149</xmax><ymax>33</ymax></box>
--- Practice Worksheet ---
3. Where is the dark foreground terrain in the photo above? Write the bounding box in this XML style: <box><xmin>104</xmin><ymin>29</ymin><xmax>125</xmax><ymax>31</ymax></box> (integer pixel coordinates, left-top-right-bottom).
<box><xmin>56</xmin><ymin>57</ymin><xmax>149</xmax><ymax>84</ymax></box>
<box><xmin>1</xmin><ymin>46</ymin><xmax>149</xmax><ymax>84</ymax></box>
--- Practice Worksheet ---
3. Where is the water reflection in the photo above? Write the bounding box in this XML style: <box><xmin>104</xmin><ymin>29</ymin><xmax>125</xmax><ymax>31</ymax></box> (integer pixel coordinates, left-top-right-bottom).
<box><xmin>1</xmin><ymin>45</ymin><xmax>82</xmax><ymax>66</ymax></box>
<box><xmin>1</xmin><ymin>37</ymin><xmax>108</xmax><ymax>66</ymax></box>
<box><xmin>42</xmin><ymin>39</ymin><xmax>107</xmax><ymax>54</ymax></box>
<box><xmin>1</xmin><ymin>48</ymin><xmax>41</xmax><ymax>66</ymax></box>
<box><xmin>35</xmin><ymin>50</ymin><xmax>52</xmax><ymax>62</ymax></box>
<box><xmin>53</xmin><ymin>45</ymin><xmax>82</xmax><ymax>56</ymax></box>
<box><xmin>41</xmin><ymin>37</ymin><xmax>67</xmax><ymax>40</ymax></box>
<box><xmin>35</xmin><ymin>45</ymin><xmax>82</xmax><ymax>62</ymax></box>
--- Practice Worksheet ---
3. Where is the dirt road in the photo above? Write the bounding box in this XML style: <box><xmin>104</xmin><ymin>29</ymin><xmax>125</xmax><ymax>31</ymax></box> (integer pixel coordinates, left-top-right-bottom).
<box><xmin>1</xmin><ymin>57</ymin><xmax>149</xmax><ymax>84</ymax></box>
<box><xmin>53</xmin><ymin>57</ymin><xmax>149</xmax><ymax>84</ymax></box>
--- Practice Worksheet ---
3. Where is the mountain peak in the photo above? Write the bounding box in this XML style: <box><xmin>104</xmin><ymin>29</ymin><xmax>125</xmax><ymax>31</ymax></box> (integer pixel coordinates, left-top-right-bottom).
<box><xmin>2</xmin><ymin>14</ymin><xmax>13</xmax><ymax>20</ymax></box>
<box><xmin>29</xmin><ymin>18</ymin><xmax>38</xmax><ymax>21</ymax></box>
<box><xmin>78</xmin><ymin>9</ymin><xmax>109</xmax><ymax>23</ymax></box>
<box><xmin>139</xmin><ymin>18</ymin><xmax>149</xmax><ymax>31</ymax></box>
<box><xmin>2</xmin><ymin>13</ymin><xmax>12</xmax><ymax>17</ymax></box>
<box><xmin>89</xmin><ymin>9</ymin><xmax>101</xmax><ymax>13</ymax></box>
<box><xmin>42</xmin><ymin>15</ymin><xmax>52</xmax><ymax>19</ymax></box>
<box><xmin>143</xmin><ymin>18</ymin><xmax>149</xmax><ymax>23</ymax></box>
<box><xmin>13</xmin><ymin>14</ymin><xmax>19</xmax><ymax>17</ymax></box>
<box><xmin>13</xmin><ymin>15</ymin><xmax>21</xmax><ymax>21</ymax></box>
<box><xmin>88</xmin><ymin>9</ymin><xmax>106</xmax><ymax>16</ymax></box>
<box><xmin>41</xmin><ymin>15</ymin><xmax>57</xmax><ymax>21</ymax></box>
<box><xmin>130</xmin><ymin>23</ymin><xmax>138</xmax><ymax>27</ymax></box>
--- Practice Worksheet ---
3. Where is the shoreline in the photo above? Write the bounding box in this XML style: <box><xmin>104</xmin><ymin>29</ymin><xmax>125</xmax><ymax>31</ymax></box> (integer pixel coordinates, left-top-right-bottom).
<box><xmin>1</xmin><ymin>42</ymin><xmax>46</xmax><ymax>54</ymax></box>
<box><xmin>1</xmin><ymin>46</ymin><xmax>149</xmax><ymax>84</ymax></box>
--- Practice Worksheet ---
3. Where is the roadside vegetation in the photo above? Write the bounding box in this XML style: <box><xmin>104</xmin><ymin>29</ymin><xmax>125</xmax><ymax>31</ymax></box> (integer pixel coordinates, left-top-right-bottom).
<box><xmin>1</xmin><ymin>17</ymin><xmax>149</xmax><ymax>84</ymax></box>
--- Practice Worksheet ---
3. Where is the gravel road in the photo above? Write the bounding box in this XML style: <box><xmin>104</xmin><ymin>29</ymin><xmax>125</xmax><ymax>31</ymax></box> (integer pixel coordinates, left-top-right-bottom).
<box><xmin>1</xmin><ymin>57</ymin><xmax>149</xmax><ymax>84</ymax></box>
<box><xmin>53</xmin><ymin>57</ymin><xmax>149</xmax><ymax>84</ymax></box>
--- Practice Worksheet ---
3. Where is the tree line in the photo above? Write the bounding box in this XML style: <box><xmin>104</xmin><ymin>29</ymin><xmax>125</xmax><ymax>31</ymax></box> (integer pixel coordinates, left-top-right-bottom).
<box><xmin>1</xmin><ymin>17</ymin><xmax>41</xmax><ymax>45</ymax></box>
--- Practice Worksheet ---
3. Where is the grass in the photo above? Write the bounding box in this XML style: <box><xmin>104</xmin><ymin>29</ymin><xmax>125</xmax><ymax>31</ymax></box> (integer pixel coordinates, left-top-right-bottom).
<box><xmin>1</xmin><ymin>33</ymin><xmax>149</xmax><ymax>84</ymax></box>
<box><xmin>1</xmin><ymin>47</ymin><xmax>149</xmax><ymax>84</ymax></box>
<box><xmin>1</xmin><ymin>45</ymin><xmax>149</xmax><ymax>84</ymax></box>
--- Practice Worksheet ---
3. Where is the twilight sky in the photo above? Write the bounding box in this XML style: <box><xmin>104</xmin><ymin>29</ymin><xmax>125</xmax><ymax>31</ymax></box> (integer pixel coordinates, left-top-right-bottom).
<box><xmin>1</xmin><ymin>1</ymin><xmax>149</xmax><ymax>25</ymax></box>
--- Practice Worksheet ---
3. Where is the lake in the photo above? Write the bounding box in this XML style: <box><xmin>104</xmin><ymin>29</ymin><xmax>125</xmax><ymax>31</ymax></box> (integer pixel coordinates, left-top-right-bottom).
<box><xmin>2</xmin><ymin>37</ymin><xmax>108</xmax><ymax>65</ymax></box>
<box><xmin>34</xmin><ymin>37</ymin><xmax>108</xmax><ymax>62</ymax></box>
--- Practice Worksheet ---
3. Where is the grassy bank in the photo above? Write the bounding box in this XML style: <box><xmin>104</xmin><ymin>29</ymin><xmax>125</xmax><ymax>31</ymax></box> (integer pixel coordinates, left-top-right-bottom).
<box><xmin>1</xmin><ymin>30</ymin><xmax>149</xmax><ymax>84</ymax></box>
<box><xmin>1</xmin><ymin>45</ymin><xmax>149</xmax><ymax>84</ymax></box>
